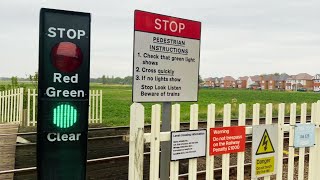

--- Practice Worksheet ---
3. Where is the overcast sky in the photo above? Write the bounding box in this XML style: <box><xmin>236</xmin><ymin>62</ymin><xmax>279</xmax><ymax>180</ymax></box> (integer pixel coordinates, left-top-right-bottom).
<box><xmin>0</xmin><ymin>0</ymin><xmax>319</xmax><ymax>78</ymax></box>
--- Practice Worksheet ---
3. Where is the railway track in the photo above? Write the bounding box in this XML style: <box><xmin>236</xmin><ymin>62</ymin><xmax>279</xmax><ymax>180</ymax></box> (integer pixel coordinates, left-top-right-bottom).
<box><xmin>0</xmin><ymin>115</ymin><xmax>310</xmax><ymax>179</ymax></box>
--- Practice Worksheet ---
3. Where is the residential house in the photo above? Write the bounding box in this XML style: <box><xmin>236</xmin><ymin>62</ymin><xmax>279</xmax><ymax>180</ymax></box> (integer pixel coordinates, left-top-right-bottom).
<box><xmin>203</xmin><ymin>77</ymin><xmax>215</xmax><ymax>87</ymax></box>
<box><xmin>260</xmin><ymin>75</ymin><xmax>272</xmax><ymax>90</ymax></box>
<box><xmin>236</xmin><ymin>76</ymin><xmax>249</xmax><ymax>88</ymax></box>
<box><xmin>274</xmin><ymin>73</ymin><xmax>290</xmax><ymax>90</ymax></box>
<box><xmin>222</xmin><ymin>76</ymin><xmax>235</xmax><ymax>88</ymax></box>
<box><xmin>247</xmin><ymin>75</ymin><xmax>260</xmax><ymax>89</ymax></box>
<box><xmin>286</xmin><ymin>73</ymin><xmax>313</xmax><ymax>91</ymax></box>
<box><xmin>312</xmin><ymin>74</ymin><xmax>320</xmax><ymax>92</ymax></box>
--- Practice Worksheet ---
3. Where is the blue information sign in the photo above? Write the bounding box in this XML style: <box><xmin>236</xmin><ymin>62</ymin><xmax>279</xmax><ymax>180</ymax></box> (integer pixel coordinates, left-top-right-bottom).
<box><xmin>294</xmin><ymin>124</ymin><xmax>316</xmax><ymax>148</ymax></box>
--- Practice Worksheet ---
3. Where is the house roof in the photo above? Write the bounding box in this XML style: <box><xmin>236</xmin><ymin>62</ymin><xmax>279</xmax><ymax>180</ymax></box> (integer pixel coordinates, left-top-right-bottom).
<box><xmin>204</xmin><ymin>77</ymin><xmax>214</xmax><ymax>81</ymax></box>
<box><xmin>278</xmin><ymin>73</ymin><xmax>290</xmax><ymax>81</ymax></box>
<box><xmin>312</xmin><ymin>74</ymin><xmax>320</xmax><ymax>80</ymax></box>
<box><xmin>250</xmin><ymin>75</ymin><xmax>260</xmax><ymax>81</ymax></box>
<box><xmin>223</xmin><ymin>76</ymin><xmax>235</xmax><ymax>81</ymax></box>
<box><xmin>238</xmin><ymin>76</ymin><xmax>249</xmax><ymax>81</ymax></box>
<box><xmin>295</xmin><ymin>73</ymin><xmax>313</xmax><ymax>80</ymax></box>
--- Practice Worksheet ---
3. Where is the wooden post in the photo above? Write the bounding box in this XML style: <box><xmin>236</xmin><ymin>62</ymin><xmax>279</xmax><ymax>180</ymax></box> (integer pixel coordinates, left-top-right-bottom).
<box><xmin>128</xmin><ymin>103</ymin><xmax>144</xmax><ymax>180</ymax></box>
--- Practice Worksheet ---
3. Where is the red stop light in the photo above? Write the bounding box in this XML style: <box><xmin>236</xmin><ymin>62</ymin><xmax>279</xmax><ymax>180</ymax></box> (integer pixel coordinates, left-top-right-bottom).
<box><xmin>51</xmin><ymin>42</ymin><xmax>83</xmax><ymax>73</ymax></box>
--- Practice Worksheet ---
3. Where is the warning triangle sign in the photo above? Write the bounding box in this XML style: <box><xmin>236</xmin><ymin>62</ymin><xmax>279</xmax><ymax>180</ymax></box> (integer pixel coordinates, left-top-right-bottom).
<box><xmin>256</xmin><ymin>129</ymin><xmax>275</xmax><ymax>155</ymax></box>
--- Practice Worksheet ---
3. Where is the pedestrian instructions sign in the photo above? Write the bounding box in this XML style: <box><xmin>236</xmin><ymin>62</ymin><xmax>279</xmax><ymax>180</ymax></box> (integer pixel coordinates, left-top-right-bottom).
<box><xmin>132</xmin><ymin>10</ymin><xmax>201</xmax><ymax>102</ymax></box>
<box><xmin>256</xmin><ymin>130</ymin><xmax>275</xmax><ymax>155</ymax></box>
<box><xmin>252</xmin><ymin>124</ymin><xmax>278</xmax><ymax>178</ymax></box>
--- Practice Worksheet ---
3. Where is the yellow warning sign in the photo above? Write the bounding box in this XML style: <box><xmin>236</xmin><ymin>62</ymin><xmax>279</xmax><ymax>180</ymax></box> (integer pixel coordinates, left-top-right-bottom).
<box><xmin>256</xmin><ymin>130</ymin><xmax>275</xmax><ymax>155</ymax></box>
<box><xmin>255</xmin><ymin>156</ymin><xmax>275</xmax><ymax>175</ymax></box>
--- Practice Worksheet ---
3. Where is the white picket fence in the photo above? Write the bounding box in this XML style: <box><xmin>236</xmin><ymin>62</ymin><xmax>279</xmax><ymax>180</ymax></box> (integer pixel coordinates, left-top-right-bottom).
<box><xmin>0</xmin><ymin>88</ymin><xmax>24</xmax><ymax>124</ymax></box>
<box><xmin>26</xmin><ymin>89</ymin><xmax>103</xmax><ymax>126</ymax></box>
<box><xmin>129</xmin><ymin>101</ymin><xmax>320</xmax><ymax>180</ymax></box>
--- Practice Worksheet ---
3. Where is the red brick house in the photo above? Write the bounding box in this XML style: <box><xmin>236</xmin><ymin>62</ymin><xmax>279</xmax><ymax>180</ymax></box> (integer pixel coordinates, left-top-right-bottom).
<box><xmin>286</xmin><ymin>73</ymin><xmax>313</xmax><ymax>91</ymax></box>
<box><xmin>222</xmin><ymin>76</ymin><xmax>236</xmax><ymax>88</ymax></box>
<box><xmin>236</xmin><ymin>76</ymin><xmax>249</xmax><ymax>88</ymax></box>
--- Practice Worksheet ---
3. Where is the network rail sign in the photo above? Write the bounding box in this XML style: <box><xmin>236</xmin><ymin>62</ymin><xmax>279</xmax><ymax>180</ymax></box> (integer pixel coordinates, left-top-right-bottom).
<box><xmin>133</xmin><ymin>10</ymin><xmax>201</xmax><ymax>102</ymax></box>
<box><xmin>37</xmin><ymin>8</ymin><xmax>90</xmax><ymax>180</ymax></box>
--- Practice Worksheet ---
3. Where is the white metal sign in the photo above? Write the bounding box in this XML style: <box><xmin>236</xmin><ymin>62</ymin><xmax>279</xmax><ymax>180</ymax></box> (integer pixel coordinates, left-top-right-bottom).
<box><xmin>252</xmin><ymin>124</ymin><xmax>278</xmax><ymax>178</ymax></box>
<box><xmin>294</xmin><ymin>123</ymin><xmax>316</xmax><ymax>148</ymax></box>
<box><xmin>171</xmin><ymin>130</ymin><xmax>206</xmax><ymax>161</ymax></box>
<box><xmin>133</xmin><ymin>10</ymin><xmax>201</xmax><ymax>102</ymax></box>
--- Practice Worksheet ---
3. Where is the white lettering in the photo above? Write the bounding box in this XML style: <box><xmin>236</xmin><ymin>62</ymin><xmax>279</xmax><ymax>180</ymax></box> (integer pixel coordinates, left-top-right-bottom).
<box><xmin>48</xmin><ymin>27</ymin><xmax>56</xmax><ymax>37</ymax></box>
<box><xmin>155</xmin><ymin>18</ymin><xmax>161</xmax><ymax>30</ymax></box>
<box><xmin>47</xmin><ymin>27</ymin><xmax>86</xmax><ymax>39</ymax></box>
<box><xmin>47</xmin><ymin>133</ymin><xmax>81</xmax><ymax>142</ymax></box>
<box><xmin>57</xmin><ymin>28</ymin><xmax>66</xmax><ymax>38</ymax></box>
<box><xmin>53</xmin><ymin>73</ymin><xmax>62</xmax><ymax>83</ymax></box>
<box><xmin>67</xmin><ymin>29</ymin><xmax>77</xmax><ymax>39</ymax></box>
<box><xmin>78</xmin><ymin>30</ymin><xmax>86</xmax><ymax>39</ymax></box>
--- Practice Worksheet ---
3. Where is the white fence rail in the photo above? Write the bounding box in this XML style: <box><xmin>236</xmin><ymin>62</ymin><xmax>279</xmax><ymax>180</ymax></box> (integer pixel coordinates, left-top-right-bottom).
<box><xmin>0</xmin><ymin>88</ymin><xmax>23</xmax><ymax>124</ymax></box>
<box><xmin>27</xmin><ymin>89</ymin><xmax>103</xmax><ymax>126</ymax></box>
<box><xmin>129</xmin><ymin>101</ymin><xmax>320</xmax><ymax>179</ymax></box>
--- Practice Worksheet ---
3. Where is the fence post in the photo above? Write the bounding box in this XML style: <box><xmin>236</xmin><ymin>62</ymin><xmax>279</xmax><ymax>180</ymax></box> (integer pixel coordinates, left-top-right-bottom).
<box><xmin>149</xmin><ymin>104</ymin><xmax>161</xmax><ymax>180</ymax></box>
<box><xmin>19</xmin><ymin>88</ymin><xmax>24</xmax><ymax>124</ymax></box>
<box><xmin>308</xmin><ymin>103</ymin><xmax>317</xmax><ymax>180</ymax></box>
<box><xmin>32</xmin><ymin>89</ymin><xmax>36</xmax><ymax>126</ymax></box>
<box><xmin>276</xmin><ymin>103</ymin><xmax>285</xmax><ymax>180</ymax></box>
<box><xmin>206</xmin><ymin>104</ymin><xmax>215</xmax><ymax>180</ymax></box>
<box><xmin>100</xmin><ymin>90</ymin><xmax>102</xmax><ymax>123</ymax></box>
<box><xmin>237</xmin><ymin>103</ymin><xmax>246</xmax><ymax>180</ymax></box>
<box><xmin>170</xmin><ymin>104</ymin><xmax>180</xmax><ymax>180</ymax></box>
<box><xmin>297</xmin><ymin>103</ymin><xmax>307</xmax><ymax>180</ymax></box>
<box><xmin>188</xmin><ymin>104</ymin><xmax>198</xmax><ymax>180</ymax></box>
<box><xmin>222</xmin><ymin>104</ymin><xmax>231</xmax><ymax>180</ymax></box>
<box><xmin>0</xmin><ymin>91</ymin><xmax>3</xmax><ymax>123</ymax></box>
<box><xmin>13</xmin><ymin>89</ymin><xmax>16</xmax><ymax>123</ymax></box>
<box><xmin>27</xmin><ymin>89</ymin><xmax>30</xmax><ymax>126</ymax></box>
<box><xmin>88</xmin><ymin>90</ymin><xmax>91</xmax><ymax>124</ymax></box>
<box><xmin>287</xmin><ymin>103</ymin><xmax>296</xmax><ymax>180</ymax></box>
<box><xmin>128</xmin><ymin>103</ymin><xmax>144</xmax><ymax>180</ymax></box>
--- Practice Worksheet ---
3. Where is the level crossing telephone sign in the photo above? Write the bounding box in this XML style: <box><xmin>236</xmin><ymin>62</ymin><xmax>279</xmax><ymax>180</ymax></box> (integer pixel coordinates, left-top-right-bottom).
<box><xmin>37</xmin><ymin>8</ymin><xmax>90</xmax><ymax>180</ymax></box>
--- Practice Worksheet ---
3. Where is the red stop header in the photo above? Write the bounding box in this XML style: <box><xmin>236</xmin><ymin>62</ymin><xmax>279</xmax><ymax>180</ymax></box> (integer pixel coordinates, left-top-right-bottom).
<box><xmin>134</xmin><ymin>10</ymin><xmax>201</xmax><ymax>40</ymax></box>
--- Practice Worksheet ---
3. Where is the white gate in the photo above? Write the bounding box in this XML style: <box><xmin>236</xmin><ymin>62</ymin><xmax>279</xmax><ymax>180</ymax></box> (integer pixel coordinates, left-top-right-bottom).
<box><xmin>0</xmin><ymin>88</ymin><xmax>24</xmax><ymax>124</ymax></box>
<box><xmin>128</xmin><ymin>101</ymin><xmax>320</xmax><ymax>179</ymax></box>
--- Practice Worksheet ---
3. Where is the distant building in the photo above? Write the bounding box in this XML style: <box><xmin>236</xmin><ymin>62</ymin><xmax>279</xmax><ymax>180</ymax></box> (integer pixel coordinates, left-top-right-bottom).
<box><xmin>247</xmin><ymin>75</ymin><xmax>260</xmax><ymax>89</ymax></box>
<box><xmin>222</xmin><ymin>76</ymin><xmax>236</xmax><ymax>88</ymax></box>
<box><xmin>312</xmin><ymin>74</ymin><xmax>320</xmax><ymax>92</ymax></box>
<box><xmin>236</xmin><ymin>76</ymin><xmax>249</xmax><ymax>89</ymax></box>
<box><xmin>286</xmin><ymin>73</ymin><xmax>313</xmax><ymax>91</ymax></box>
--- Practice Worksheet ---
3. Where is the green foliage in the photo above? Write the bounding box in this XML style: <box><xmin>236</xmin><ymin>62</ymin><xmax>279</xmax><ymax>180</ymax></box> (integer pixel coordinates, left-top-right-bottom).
<box><xmin>28</xmin><ymin>72</ymin><xmax>38</xmax><ymax>89</ymax></box>
<box><xmin>91</xmin><ymin>76</ymin><xmax>132</xmax><ymax>85</ymax></box>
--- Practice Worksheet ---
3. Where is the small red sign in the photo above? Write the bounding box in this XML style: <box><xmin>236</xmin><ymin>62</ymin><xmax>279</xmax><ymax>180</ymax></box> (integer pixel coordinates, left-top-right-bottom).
<box><xmin>209</xmin><ymin>126</ymin><xmax>246</xmax><ymax>155</ymax></box>
<box><xmin>134</xmin><ymin>10</ymin><xmax>201</xmax><ymax>40</ymax></box>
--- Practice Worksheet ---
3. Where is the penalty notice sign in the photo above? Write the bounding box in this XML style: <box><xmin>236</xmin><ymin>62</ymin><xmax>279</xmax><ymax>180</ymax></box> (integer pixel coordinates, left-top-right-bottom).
<box><xmin>252</xmin><ymin>124</ymin><xmax>278</xmax><ymax>178</ymax></box>
<box><xmin>132</xmin><ymin>10</ymin><xmax>201</xmax><ymax>102</ymax></box>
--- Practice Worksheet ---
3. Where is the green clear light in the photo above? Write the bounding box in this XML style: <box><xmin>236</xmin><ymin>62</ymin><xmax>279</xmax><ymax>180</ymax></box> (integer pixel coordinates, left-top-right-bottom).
<box><xmin>53</xmin><ymin>104</ymin><xmax>77</xmax><ymax>128</ymax></box>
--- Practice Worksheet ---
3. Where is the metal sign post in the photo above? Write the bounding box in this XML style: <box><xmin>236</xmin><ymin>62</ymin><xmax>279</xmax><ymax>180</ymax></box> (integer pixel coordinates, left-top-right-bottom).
<box><xmin>160</xmin><ymin>102</ymin><xmax>171</xmax><ymax>180</ymax></box>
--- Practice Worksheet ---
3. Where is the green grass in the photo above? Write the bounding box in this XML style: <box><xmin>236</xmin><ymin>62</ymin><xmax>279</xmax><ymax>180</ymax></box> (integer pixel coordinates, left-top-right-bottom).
<box><xmin>2</xmin><ymin>81</ymin><xmax>319</xmax><ymax>126</ymax></box>
<box><xmin>90</xmin><ymin>85</ymin><xmax>320</xmax><ymax>126</ymax></box>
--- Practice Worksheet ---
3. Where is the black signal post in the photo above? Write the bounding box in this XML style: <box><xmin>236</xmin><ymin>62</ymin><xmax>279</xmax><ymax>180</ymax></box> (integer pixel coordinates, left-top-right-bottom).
<box><xmin>37</xmin><ymin>8</ymin><xmax>91</xmax><ymax>180</ymax></box>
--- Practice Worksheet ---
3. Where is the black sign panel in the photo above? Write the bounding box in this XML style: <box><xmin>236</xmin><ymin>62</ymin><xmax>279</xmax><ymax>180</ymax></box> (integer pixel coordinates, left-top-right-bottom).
<box><xmin>38</xmin><ymin>8</ymin><xmax>90</xmax><ymax>180</ymax></box>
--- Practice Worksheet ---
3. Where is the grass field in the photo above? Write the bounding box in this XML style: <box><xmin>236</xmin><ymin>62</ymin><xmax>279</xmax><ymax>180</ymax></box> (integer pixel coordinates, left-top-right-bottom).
<box><xmin>90</xmin><ymin>84</ymin><xmax>320</xmax><ymax>126</ymax></box>
<box><xmin>2</xmin><ymin>81</ymin><xmax>319</xmax><ymax>126</ymax></box>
